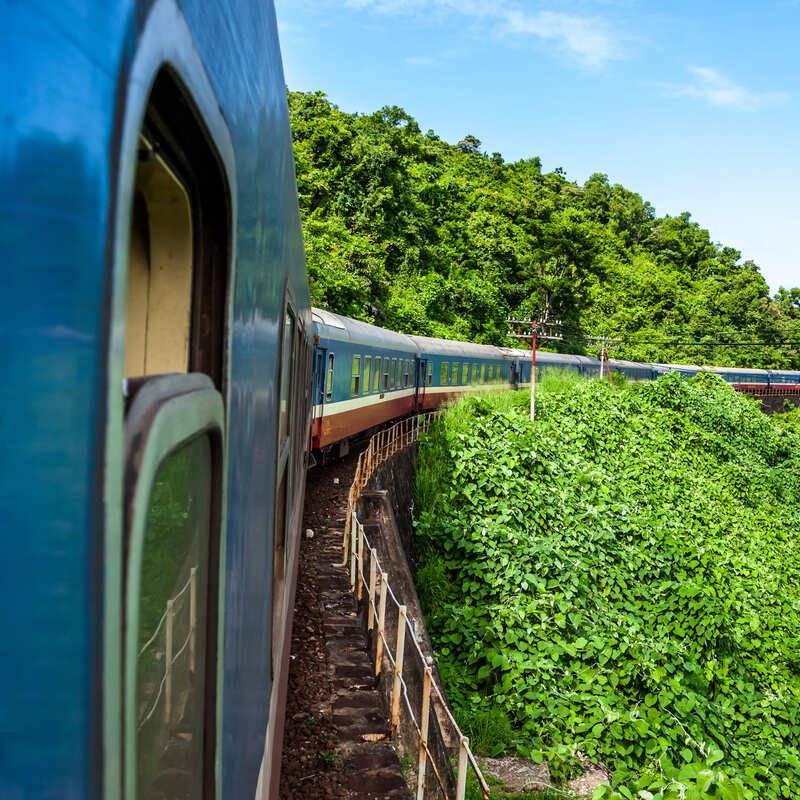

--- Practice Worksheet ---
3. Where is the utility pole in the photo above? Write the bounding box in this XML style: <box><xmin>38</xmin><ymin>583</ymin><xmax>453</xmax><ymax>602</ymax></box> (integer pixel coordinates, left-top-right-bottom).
<box><xmin>507</xmin><ymin>312</ymin><xmax>563</xmax><ymax>421</ymax></box>
<box><xmin>587</xmin><ymin>335</ymin><xmax>621</xmax><ymax>384</ymax></box>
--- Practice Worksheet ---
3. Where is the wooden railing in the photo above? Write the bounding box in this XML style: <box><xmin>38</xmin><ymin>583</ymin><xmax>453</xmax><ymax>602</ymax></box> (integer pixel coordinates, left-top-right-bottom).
<box><xmin>339</xmin><ymin>412</ymin><xmax>490</xmax><ymax>800</ymax></box>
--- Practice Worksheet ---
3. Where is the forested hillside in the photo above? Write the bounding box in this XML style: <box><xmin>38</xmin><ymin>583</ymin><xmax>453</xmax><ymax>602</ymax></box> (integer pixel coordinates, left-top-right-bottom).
<box><xmin>288</xmin><ymin>91</ymin><xmax>800</xmax><ymax>369</ymax></box>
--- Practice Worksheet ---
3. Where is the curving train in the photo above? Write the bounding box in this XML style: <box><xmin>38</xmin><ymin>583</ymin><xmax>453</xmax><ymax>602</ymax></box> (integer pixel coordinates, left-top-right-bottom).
<box><xmin>311</xmin><ymin>307</ymin><xmax>800</xmax><ymax>456</ymax></box>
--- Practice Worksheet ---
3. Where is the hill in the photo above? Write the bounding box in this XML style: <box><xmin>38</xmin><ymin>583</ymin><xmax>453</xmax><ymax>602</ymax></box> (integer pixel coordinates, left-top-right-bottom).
<box><xmin>288</xmin><ymin>91</ymin><xmax>800</xmax><ymax>369</ymax></box>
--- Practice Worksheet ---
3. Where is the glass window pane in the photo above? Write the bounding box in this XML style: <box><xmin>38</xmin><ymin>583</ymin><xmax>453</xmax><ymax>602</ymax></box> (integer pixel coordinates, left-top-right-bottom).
<box><xmin>480</xmin><ymin>364</ymin><xmax>486</xmax><ymax>384</ymax></box>
<box><xmin>351</xmin><ymin>355</ymin><xmax>361</xmax><ymax>395</ymax></box>
<box><xmin>136</xmin><ymin>435</ymin><xmax>212</xmax><ymax>800</ymax></box>
<box><xmin>462</xmin><ymin>363</ymin><xmax>469</xmax><ymax>384</ymax></box>
<box><xmin>382</xmin><ymin>358</ymin><xmax>389</xmax><ymax>392</ymax></box>
<box><xmin>279</xmin><ymin>312</ymin><xmax>294</xmax><ymax>443</ymax></box>
<box><xmin>440</xmin><ymin>362</ymin><xmax>448</xmax><ymax>385</ymax></box>
<box><xmin>363</xmin><ymin>356</ymin><xmax>372</xmax><ymax>394</ymax></box>
<box><xmin>426</xmin><ymin>362</ymin><xmax>433</xmax><ymax>386</ymax></box>
<box><xmin>373</xmin><ymin>355</ymin><xmax>381</xmax><ymax>392</ymax></box>
<box><xmin>326</xmin><ymin>354</ymin><xmax>335</xmax><ymax>400</ymax></box>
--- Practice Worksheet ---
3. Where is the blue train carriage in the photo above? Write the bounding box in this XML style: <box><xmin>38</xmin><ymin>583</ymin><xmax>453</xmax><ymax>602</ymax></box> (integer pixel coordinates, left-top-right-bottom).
<box><xmin>607</xmin><ymin>358</ymin><xmax>655</xmax><ymax>382</ymax></box>
<box><xmin>311</xmin><ymin>309</ymin><xmax>420</xmax><ymax>451</ymax></box>
<box><xmin>410</xmin><ymin>335</ymin><xmax>513</xmax><ymax>409</ymax></box>
<box><xmin>708</xmin><ymin>365</ymin><xmax>771</xmax><ymax>385</ymax></box>
<box><xmin>500</xmin><ymin>347</ymin><xmax>586</xmax><ymax>385</ymax></box>
<box><xmin>1</xmin><ymin>3</ymin><xmax>312</xmax><ymax>800</ymax></box>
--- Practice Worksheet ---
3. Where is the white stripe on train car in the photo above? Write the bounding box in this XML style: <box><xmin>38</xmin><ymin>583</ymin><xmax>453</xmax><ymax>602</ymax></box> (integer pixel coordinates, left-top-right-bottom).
<box><xmin>313</xmin><ymin>386</ymin><xmax>417</xmax><ymax>418</ymax></box>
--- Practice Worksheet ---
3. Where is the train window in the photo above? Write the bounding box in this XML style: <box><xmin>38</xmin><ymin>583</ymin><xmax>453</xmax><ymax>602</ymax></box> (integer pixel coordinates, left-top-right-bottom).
<box><xmin>278</xmin><ymin>312</ymin><xmax>294</xmax><ymax>444</ymax></box>
<box><xmin>125</xmin><ymin>140</ymin><xmax>193</xmax><ymax>378</ymax></box>
<box><xmin>363</xmin><ymin>356</ymin><xmax>372</xmax><ymax>394</ymax></box>
<box><xmin>480</xmin><ymin>364</ymin><xmax>486</xmax><ymax>384</ymax></box>
<box><xmin>125</xmin><ymin>71</ymin><xmax>230</xmax><ymax>389</ymax></box>
<box><xmin>471</xmin><ymin>363</ymin><xmax>478</xmax><ymax>384</ymax></box>
<box><xmin>403</xmin><ymin>360</ymin><xmax>410</xmax><ymax>388</ymax></box>
<box><xmin>440</xmin><ymin>362</ymin><xmax>449</xmax><ymax>384</ymax></box>
<box><xmin>373</xmin><ymin>355</ymin><xmax>382</xmax><ymax>393</ymax></box>
<box><xmin>462</xmin><ymin>363</ymin><xmax>469</xmax><ymax>384</ymax></box>
<box><xmin>487</xmin><ymin>365</ymin><xmax>494</xmax><ymax>382</ymax></box>
<box><xmin>426</xmin><ymin>362</ymin><xmax>433</xmax><ymax>386</ymax></box>
<box><xmin>382</xmin><ymin>358</ymin><xmax>389</xmax><ymax>393</ymax></box>
<box><xmin>124</xmin><ymin>376</ymin><xmax>224</xmax><ymax>800</ymax></box>
<box><xmin>325</xmin><ymin>354</ymin><xmax>335</xmax><ymax>400</ymax></box>
<box><xmin>351</xmin><ymin>355</ymin><xmax>362</xmax><ymax>396</ymax></box>
<box><xmin>135</xmin><ymin>435</ymin><xmax>211</xmax><ymax>800</ymax></box>
<box><xmin>451</xmin><ymin>362</ymin><xmax>459</xmax><ymax>385</ymax></box>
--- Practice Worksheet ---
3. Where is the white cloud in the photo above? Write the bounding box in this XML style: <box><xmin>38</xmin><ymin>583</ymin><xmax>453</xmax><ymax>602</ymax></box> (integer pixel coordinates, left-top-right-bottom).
<box><xmin>502</xmin><ymin>9</ymin><xmax>620</xmax><ymax>67</ymax></box>
<box><xmin>676</xmin><ymin>66</ymin><xmax>789</xmax><ymax>111</ymax></box>
<box><xmin>342</xmin><ymin>0</ymin><xmax>623</xmax><ymax>67</ymax></box>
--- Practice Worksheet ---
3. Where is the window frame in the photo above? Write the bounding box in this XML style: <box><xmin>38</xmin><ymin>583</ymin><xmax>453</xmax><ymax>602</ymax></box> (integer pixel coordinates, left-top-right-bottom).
<box><xmin>363</xmin><ymin>356</ymin><xmax>372</xmax><ymax>395</ymax></box>
<box><xmin>351</xmin><ymin>355</ymin><xmax>362</xmax><ymax>396</ymax></box>
<box><xmin>123</xmin><ymin>375</ymin><xmax>225</xmax><ymax>800</ymax></box>
<box><xmin>325</xmin><ymin>353</ymin><xmax>335</xmax><ymax>401</ymax></box>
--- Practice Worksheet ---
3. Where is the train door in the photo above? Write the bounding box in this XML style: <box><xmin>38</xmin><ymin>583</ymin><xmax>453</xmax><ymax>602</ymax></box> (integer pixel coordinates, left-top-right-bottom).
<box><xmin>312</xmin><ymin>347</ymin><xmax>328</xmax><ymax>445</ymax></box>
<box><xmin>119</xmin><ymin>67</ymin><xmax>231</xmax><ymax>800</ymax></box>
<box><xmin>416</xmin><ymin>357</ymin><xmax>429</xmax><ymax>410</ymax></box>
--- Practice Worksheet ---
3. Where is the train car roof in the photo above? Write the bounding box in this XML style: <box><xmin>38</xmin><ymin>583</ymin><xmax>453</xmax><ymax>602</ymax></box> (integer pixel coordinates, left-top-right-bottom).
<box><xmin>609</xmin><ymin>358</ymin><xmax>650</xmax><ymax>369</ymax></box>
<box><xmin>501</xmin><ymin>347</ymin><xmax>586</xmax><ymax>365</ymax></box>
<box><xmin>410</xmin><ymin>334</ymin><xmax>505</xmax><ymax>359</ymax></box>
<box><xmin>312</xmin><ymin>308</ymin><xmax>419</xmax><ymax>352</ymax></box>
<box><xmin>704</xmin><ymin>365</ymin><xmax>771</xmax><ymax>376</ymax></box>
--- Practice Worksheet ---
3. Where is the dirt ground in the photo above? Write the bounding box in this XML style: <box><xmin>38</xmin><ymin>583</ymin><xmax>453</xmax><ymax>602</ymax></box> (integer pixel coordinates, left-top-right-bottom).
<box><xmin>279</xmin><ymin>453</ymin><xmax>357</xmax><ymax>799</ymax></box>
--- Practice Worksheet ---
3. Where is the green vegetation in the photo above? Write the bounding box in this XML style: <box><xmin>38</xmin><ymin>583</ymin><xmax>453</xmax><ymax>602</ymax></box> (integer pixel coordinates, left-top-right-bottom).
<box><xmin>289</xmin><ymin>91</ymin><xmax>800</xmax><ymax>368</ymax></box>
<box><xmin>415</xmin><ymin>375</ymin><xmax>800</xmax><ymax>798</ymax></box>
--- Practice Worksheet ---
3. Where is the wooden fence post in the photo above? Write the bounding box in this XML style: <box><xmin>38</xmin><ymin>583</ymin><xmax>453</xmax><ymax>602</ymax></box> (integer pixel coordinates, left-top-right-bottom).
<box><xmin>375</xmin><ymin>571</ymin><xmax>388</xmax><ymax>676</ymax></box>
<box><xmin>416</xmin><ymin>666</ymin><xmax>432</xmax><ymax>800</ymax></box>
<box><xmin>456</xmin><ymin>736</ymin><xmax>469</xmax><ymax>800</ymax></box>
<box><xmin>367</xmin><ymin>549</ymin><xmax>377</xmax><ymax>630</ymax></box>
<box><xmin>164</xmin><ymin>598</ymin><xmax>174</xmax><ymax>724</ymax></box>
<box><xmin>189</xmin><ymin>566</ymin><xmax>197</xmax><ymax>673</ymax></box>
<box><xmin>357</xmin><ymin>522</ymin><xmax>365</xmax><ymax>601</ymax></box>
<box><xmin>390</xmin><ymin>605</ymin><xmax>407</xmax><ymax>736</ymax></box>
<box><xmin>349</xmin><ymin>514</ymin><xmax>358</xmax><ymax>590</ymax></box>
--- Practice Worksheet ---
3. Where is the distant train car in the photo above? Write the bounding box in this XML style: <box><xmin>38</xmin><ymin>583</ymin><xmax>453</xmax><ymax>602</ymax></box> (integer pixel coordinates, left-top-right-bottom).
<box><xmin>310</xmin><ymin>313</ymin><xmax>800</xmax><ymax>457</ymax></box>
<box><xmin>410</xmin><ymin>335</ymin><xmax>511</xmax><ymax>408</ymax></box>
<box><xmin>311</xmin><ymin>309</ymin><xmax>419</xmax><ymax>451</ymax></box>
<box><xmin>1</xmin><ymin>3</ymin><xmax>311</xmax><ymax>800</ymax></box>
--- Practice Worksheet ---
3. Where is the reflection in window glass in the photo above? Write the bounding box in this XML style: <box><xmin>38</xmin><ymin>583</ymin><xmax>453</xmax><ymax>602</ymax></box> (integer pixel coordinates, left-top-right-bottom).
<box><xmin>373</xmin><ymin>355</ymin><xmax>381</xmax><ymax>393</ymax></box>
<box><xmin>451</xmin><ymin>362</ymin><xmax>459</xmax><ymax>386</ymax></box>
<box><xmin>279</xmin><ymin>312</ymin><xmax>294</xmax><ymax>443</ymax></box>
<box><xmin>426</xmin><ymin>362</ymin><xmax>432</xmax><ymax>386</ymax></box>
<box><xmin>462</xmin><ymin>363</ymin><xmax>469</xmax><ymax>384</ymax></box>
<box><xmin>363</xmin><ymin>356</ymin><xmax>372</xmax><ymax>395</ymax></box>
<box><xmin>440</xmin><ymin>362</ymin><xmax>449</xmax><ymax>385</ymax></box>
<box><xmin>326</xmin><ymin>354</ymin><xmax>335</xmax><ymax>400</ymax></box>
<box><xmin>351</xmin><ymin>355</ymin><xmax>361</xmax><ymax>395</ymax></box>
<box><xmin>480</xmin><ymin>364</ymin><xmax>486</xmax><ymax>384</ymax></box>
<box><xmin>136</xmin><ymin>436</ymin><xmax>211</xmax><ymax>800</ymax></box>
<box><xmin>382</xmin><ymin>358</ymin><xmax>389</xmax><ymax>392</ymax></box>
<box><xmin>488</xmin><ymin>365</ymin><xmax>494</xmax><ymax>382</ymax></box>
<box><xmin>471</xmin><ymin>363</ymin><xmax>478</xmax><ymax>383</ymax></box>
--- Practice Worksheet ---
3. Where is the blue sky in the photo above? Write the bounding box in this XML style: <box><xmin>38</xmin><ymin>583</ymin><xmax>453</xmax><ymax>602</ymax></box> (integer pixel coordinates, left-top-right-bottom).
<box><xmin>276</xmin><ymin>0</ymin><xmax>798</xmax><ymax>292</ymax></box>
